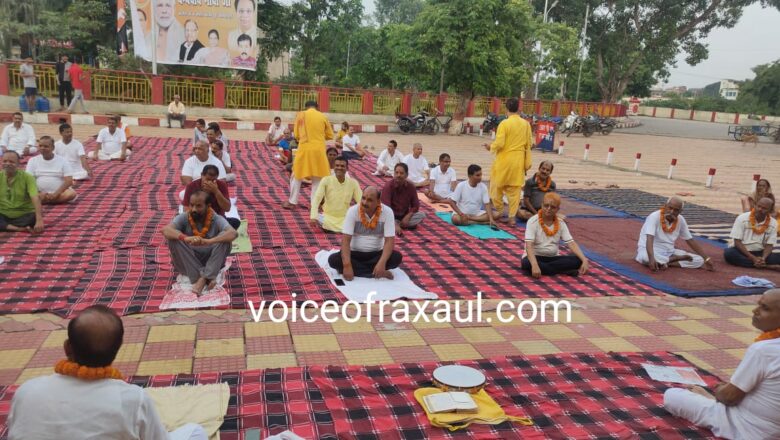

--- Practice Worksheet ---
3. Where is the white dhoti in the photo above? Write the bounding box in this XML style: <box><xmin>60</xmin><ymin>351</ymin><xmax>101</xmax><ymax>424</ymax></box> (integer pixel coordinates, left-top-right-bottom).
<box><xmin>71</xmin><ymin>169</ymin><xmax>90</xmax><ymax>180</ymax></box>
<box><xmin>169</xmin><ymin>423</ymin><xmax>208</xmax><ymax>440</ymax></box>
<box><xmin>663</xmin><ymin>388</ymin><xmax>732</xmax><ymax>438</ymax></box>
<box><xmin>636</xmin><ymin>247</ymin><xmax>703</xmax><ymax>268</ymax></box>
<box><xmin>91</xmin><ymin>149</ymin><xmax>131</xmax><ymax>161</ymax></box>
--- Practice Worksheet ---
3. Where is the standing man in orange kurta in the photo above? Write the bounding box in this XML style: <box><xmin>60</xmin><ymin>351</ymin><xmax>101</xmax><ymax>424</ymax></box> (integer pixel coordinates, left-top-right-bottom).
<box><xmin>483</xmin><ymin>97</ymin><xmax>533</xmax><ymax>223</ymax></box>
<box><xmin>282</xmin><ymin>101</ymin><xmax>334</xmax><ymax>209</ymax></box>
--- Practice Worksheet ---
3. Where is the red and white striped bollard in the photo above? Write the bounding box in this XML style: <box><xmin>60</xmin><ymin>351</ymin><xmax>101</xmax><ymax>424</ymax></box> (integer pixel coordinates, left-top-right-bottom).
<box><xmin>583</xmin><ymin>143</ymin><xmax>590</xmax><ymax>160</ymax></box>
<box><xmin>634</xmin><ymin>153</ymin><xmax>641</xmax><ymax>171</ymax></box>
<box><xmin>667</xmin><ymin>158</ymin><xmax>677</xmax><ymax>179</ymax></box>
<box><xmin>606</xmin><ymin>147</ymin><xmax>614</xmax><ymax>166</ymax></box>
<box><xmin>558</xmin><ymin>140</ymin><xmax>565</xmax><ymax>155</ymax></box>
<box><xmin>706</xmin><ymin>168</ymin><xmax>716</xmax><ymax>188</ymax></box>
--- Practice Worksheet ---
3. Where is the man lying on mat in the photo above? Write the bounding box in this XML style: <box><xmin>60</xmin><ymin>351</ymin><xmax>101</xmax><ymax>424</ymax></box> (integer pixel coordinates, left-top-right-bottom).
<box><xmin>425</xmin><ymin>153</ymin><xmax>457</xmax><ymax>203</ymax></box>
<box><xmin>636</xmin><ymin>196</ymin><xmax>714</xmax><ymax>271</ymax></box>
<box><xmin>664</xmin><ymin>289</ymin><xmax>780</xmax><ymax>440</ymax></box>
<box><xmin>517</xmin><ymin>160</ymin><xmax>556</xmax><ymax>221</ymax></box>
<box><xmin>7</xmin><ymin>305</ymin><xmax>208</xmax><ymax>440</ymax></box>
<box><xmin>0</xmin><ymin>151</ymin><xmax>44</xmax><ymax>233</ymax></box>
<box><xmin>311</xmin><ymin>155</ymin><xmax>361</xmax><ymax>233</ymax></box>
<box><xmin>449</xmin><ymin>164</ymin><xmax>494</xmax><ymax>227</ymax></box>
<box><xmin>183</xmin><ymin>165</ymin><xmax>240</xmax><ymax>229</ymax></box>
<box><xmin>724</xmin><ymin>196</ymin><xmax>780</xmax><ymax>271</ymax></box>
<box><xmin>382</xmin><ymin>163</ymin><xmax>426</xmax><ymax>236</ymax></box>
<box><xmin>26</xmin><ymin>136</ymin><xmax>77</xmax><ymax>205</ymax></box>
<box><xmin>522</xmin><ymin>192</ymin><xmax>589</xmax><ymax>277</ymax></box>
<box><xmin>91</xmin><ymin>116</ymin><xmax>129</xmax><ymax>161</ymax></box>
<box><xmin>179</xmin><ymin>140</ymin><xmax>227</xmax><ymax>200</ymax></box>
<box><xmin>162</xmin><ymin>190</ymin><xmax>237</xmax><ymax>295</ymax></box>
<box><xmin>328</xmin><ymin>186</ymin><xmax>402</xmax><ymax>280</ymax></box>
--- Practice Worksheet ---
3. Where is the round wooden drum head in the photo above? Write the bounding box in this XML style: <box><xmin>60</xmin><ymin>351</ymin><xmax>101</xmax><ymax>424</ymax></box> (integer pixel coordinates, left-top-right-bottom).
<box><xmin>432</xmin><ymin>365</ymin><xmax>486</xmax><ymax>393</ymax></box>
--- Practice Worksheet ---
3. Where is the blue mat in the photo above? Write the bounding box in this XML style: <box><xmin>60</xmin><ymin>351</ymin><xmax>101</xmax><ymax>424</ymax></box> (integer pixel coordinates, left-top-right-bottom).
<box><xmin>435</xmin><ymin>212</ymin><xmax>516</xmax><ymax>239</ymax></box>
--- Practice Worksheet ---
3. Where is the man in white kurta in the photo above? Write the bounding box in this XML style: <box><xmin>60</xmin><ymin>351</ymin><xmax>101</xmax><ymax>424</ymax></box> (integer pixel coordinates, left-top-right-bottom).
<box><xmin>402</xmin><ymin>143</ymin><xmax>429</xmax><ymax>188</ymax></box>
<box><xmin>92</xmin><ymin>116</ymin><xmax>130</xmax><ymax>161</ymax></box>
<box><xmin>7</xmin><ymin>305</ymin><xmax>207</xmax><ymax>440</ymax></box>
<box><xmin>55</xmin><ymin>123</ymin><xmax>91</xmax><ymax>180</ymax></box>
<box><xmin>179</xmin><ymin>141</ymin><xmax>227</xmax><ymax>200</ymax></box>
<box><xmin>635</xmin><ymin>196</ymin><xmax>713</xmax><ymax>271</ymax></box>
<box><xmin>26</xmin><ymin>136</ymin><xmax>77</xmax><ymax>204</ymax></box>
<box><xmin>0</xmin><ymin>112</ymin><xmax>37</xmax><ymax>156</ymax></box>
<box><xmin>374</xmin><ymin>140</ymin><xmax>403</xmax><ymax>177</ymax></box>
<box><xmin>664</xmin><ymin>289</ymin><xmax>780</xmax><ymax>440</ymax></box>
<box><xmin>724</xmin><ymin>196</ymin><xmax>780</xmax><ymax>270</ymax></box>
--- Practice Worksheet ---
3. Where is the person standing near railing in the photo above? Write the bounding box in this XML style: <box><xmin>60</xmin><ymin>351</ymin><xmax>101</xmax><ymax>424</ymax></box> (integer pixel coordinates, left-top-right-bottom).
<box><xmin>67</xmin><ymin>60</ymin><xmax>88</xmax><ymax>114</ymax></box>
<box><xmin>55</xmin><ymin>55</ymin><xmax>73</xmax><ymax>111</ymax></box>
<box><xmin>20</xmin><ymin>58</ymin><xmax>36</xmax><ymax>115</ymax></box>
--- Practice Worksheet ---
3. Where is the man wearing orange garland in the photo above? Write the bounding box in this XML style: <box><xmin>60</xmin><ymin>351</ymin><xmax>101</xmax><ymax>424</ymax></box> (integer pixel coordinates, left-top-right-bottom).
<box><xmin>328</xmin><ymin>186</ymin><xmax>401</xmax><ymax>280</ymax></box>
<box><xmin>664</xmin><ymin>289</ymin><xmax>780</xmax><ymax>439</ymax></box>
<box><xmin>522</xmin><ymin>192</ymin><xmax>589</xmax><ymax>277</ymax></box>
<box><xmin>517</xmin><ymin>160</ymin><xmax>556</xmax><ymax>221</ymax></box>
<box><xmin>282</xmin><ymin>100</ymin><xmax>333</xmax><ymax>209</ymax></box>
<box><xmin>162</xmin><ymin>190</ymin><xmax>237</xmax><ymax>295</ymax></box>
<box><xmin>7</xmin><ymin>305</ymin><xmax>208</xmax><ymax>439</ymax></box>
<box><xmin>636</xmin><ymin>196</ymin><xmax>714</xmax><ymax>271</ymax></box>
<box><xmin>724</xmin><ymin>196</ymin><xmax>780</xmax><ymax>270</ymax></box>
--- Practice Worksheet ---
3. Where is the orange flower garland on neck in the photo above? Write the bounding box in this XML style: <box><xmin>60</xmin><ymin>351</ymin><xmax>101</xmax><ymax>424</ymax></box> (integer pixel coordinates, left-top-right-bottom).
<box><xmin>188</xmin><ymin>209</ymin><xmax>214</xmax><ymax>238</ymax></box>
<box><xmin>659</xmin><ymin>207</ymin><xmax>678</xmax><ymax>233</ymax></box>
<box><xmin>749</xmin><ymin>209</ymin><xmax>771</xmax><ymax>235</ymax></box>
<box><xmin>755</xmin><ymin>328</ymin><xmax>780</xmax><ymax>342</ymax></box>
<box><xmin>55</xmin><ymin>359</ymin><xmax>123</xmax><ymax>380</ymax></box>
<box><xmin>536</xmin><ymin>174</ymin><xmax>552</xmax><ymax>192</ymax></box>
<box><xmin>538</xmin><ymin>211</ymin><xmax>559</xmax><ymax>237</ymax></box>
<box><xmin>359</xmin><ymin>203</ymin><xmax>381</xmax><ymax>229</ymax></box>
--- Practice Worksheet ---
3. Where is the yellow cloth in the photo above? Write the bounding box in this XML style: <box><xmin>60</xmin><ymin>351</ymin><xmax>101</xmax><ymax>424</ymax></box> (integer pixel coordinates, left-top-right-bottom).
<box><xmin>414</xmin><ymin>387</ymin><xmax>533</xmax><ymax>432</ymax></box>
<box><xmin>310</xmin><ymin>175</ymin><xmax>362</xmax><ymax>232</ymax></box>
<box><xmin>489</xmin><ymin>114</ymin><xmax>532</xmax><ymax>187</ymax></box>
<box><xmin>144</xmin><ymin>382</ymin><xmax>230</xmax><ymax>440</ymax></box>
<box><xmin>293</xmin><ymin>108</ymin><xmax>333</xmax><ymax>180</ymax></box>
<box><xmin>491</xmin><ymin>184</ymin><xmax>522</xmax><ymax>218</ymax></box>
<box><xmin>168</xmin><ymin>101</ymin><xmax>186</xmax><ymax>114</ymax></box>
<box><xmin>335</xmin><ymin>129</ymin><xmax>347</xmax><ymax>144</ymax></box>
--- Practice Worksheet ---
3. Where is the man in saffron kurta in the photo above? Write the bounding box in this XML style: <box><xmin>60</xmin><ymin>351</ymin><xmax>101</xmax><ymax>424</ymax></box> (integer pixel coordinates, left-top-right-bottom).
<box><xmin>483</xmin><ymin>98</ymin><xmax>532</xmax><ymax>222</ymax></box>
<box><xmin>283</xmin><ymin>100</ymin><xmax>334</xmax><ymax>209</ymax></box>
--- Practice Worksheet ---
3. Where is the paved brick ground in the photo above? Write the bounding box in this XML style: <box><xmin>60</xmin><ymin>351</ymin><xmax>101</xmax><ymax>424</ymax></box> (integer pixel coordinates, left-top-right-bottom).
<box><xmin>1</xmin><ymin>118</ymin><xmax>772</xmax><ymax>386</ymax></box>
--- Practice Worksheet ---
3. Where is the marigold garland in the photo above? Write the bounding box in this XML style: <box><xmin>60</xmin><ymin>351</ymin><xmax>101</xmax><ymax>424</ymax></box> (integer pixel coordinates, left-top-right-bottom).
<box><xmin>188</xmin><ymin>208</ymin><xmax>214</xmax><ymax>238</ymax></box>
<box><xmin>536</xmin><ymin>174</ymin><xmax>552</xmax><ymax>192</ymax></box>
<box><xmin>55</xmin><ymin>359</ymin><xmax>123</xmax><ymax>380</ymax></box>
<box><xmin>538</xmin><ymin>211</ymin><xmax>560</xmax><ymax>237</ymax></box>
<box><xmin>755</xmin><ymin>327</ymin><xmax>780</xmax><ymax>342</ymax></box>
<box><xmin>359</xmin><ymin>203</ymin><xmax>382</xmax><ymax>229</ymax></box>
<box><xmin>749</xmin><ymin>209</ymin><xmax>771</xmax><ymax>235</ymax></box>
<box><xmin>659</xmin><ymin>207</ymin><xmax>678</xmax><ymax>233</ymax></box>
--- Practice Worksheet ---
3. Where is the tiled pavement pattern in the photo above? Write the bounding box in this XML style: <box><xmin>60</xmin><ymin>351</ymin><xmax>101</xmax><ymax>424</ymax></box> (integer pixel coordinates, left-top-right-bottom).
<box><xmin>0</xmin><ymin>296</ymin><xmax>760</xmax><ymax>385</ymax></box>
<box><xmin>1</xmin><ymin>122</ymin><xmax>773</xmax><ymax>389</ymax></box>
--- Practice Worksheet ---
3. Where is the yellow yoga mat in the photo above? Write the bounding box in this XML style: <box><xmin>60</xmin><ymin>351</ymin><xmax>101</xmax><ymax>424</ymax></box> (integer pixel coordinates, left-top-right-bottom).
<box><xmin>414</xmin><ymin>387</ymin><xmax>533</xmax><ymax>432</ymax></box>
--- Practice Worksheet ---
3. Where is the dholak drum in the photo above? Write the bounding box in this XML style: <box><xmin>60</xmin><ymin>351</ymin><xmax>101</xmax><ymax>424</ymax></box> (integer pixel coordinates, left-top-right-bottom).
<box><xmin>432</xmin><ymin>365</ymin><xmax>486</xmax><ymax>394</ymax></box>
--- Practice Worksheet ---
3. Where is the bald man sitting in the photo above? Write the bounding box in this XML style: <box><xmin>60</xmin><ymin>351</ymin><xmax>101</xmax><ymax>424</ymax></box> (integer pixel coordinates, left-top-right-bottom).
<box><xmin>664</xmin><ymin>289</ymin><xmax>780</xmax><ymax>439</ymax></box>
<box><xmin>636</xmin><ymin>196</ymin><xmax>714</xmax><ymax>271</ymax></box>
<box><xmin>724</xmin><ymin>196</ymin><xmax>780</xmax><ymax>271</ymax></box>
<box><xmin>8</xmin><ymin>305</ymin><xmax>208</xmax><ymax>440</ymax></box>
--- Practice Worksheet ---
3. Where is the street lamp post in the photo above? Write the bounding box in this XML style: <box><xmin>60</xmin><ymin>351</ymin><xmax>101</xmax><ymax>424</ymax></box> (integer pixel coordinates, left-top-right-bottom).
<box><xmin>533</xmin><ymin>0</ymin><xmax>558</xmax><ymax>100</ymax></box>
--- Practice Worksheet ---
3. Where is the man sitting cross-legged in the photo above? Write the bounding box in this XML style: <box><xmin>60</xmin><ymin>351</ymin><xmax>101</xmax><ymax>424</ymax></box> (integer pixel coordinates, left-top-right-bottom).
<box><xmin>327</xmin><ymin>186</ymin><xmax>402</xmax><ymax>280</ymax></box>
<box><xmin>266</xmin><ymin>116</ymin><xmax>285</xmax><ymax>146</ymax></box>
<box><xmin>517</xmin><ymin>160</ymin><xmax>556</xmax><ymax>221</ymax></box>
<box><xmin>162</xmin><ymin>190</ymin><xmax>237</xmax><ymax>295</ymax></box>
<box><xmin>373</xmin><ymin>140</ymin><xmax>403</xmax><ymax>177</ymax></box>
<box><xmin>402</xmin><ymin>143</ymin><xmax>430</xmax><ymax>188</ymax></box>
<box><xmin>91</xmin><ymin>116</ymin><xmax>129</xmax><ymax>161</ymax></box>
<box><xmin>183</xmin><ymin>165</ymin><xmax>240</xmax><ymax>230</ymax></box>
<box><xmin>449</xmin><ymin>164</ymin><xmax>494</xmax><ymax>226</ymax></box>
<box><xmin>310</xmin><ymin>155</ymin><xmax>361</xmax><ymax>233</ymax></box>
<box><xmin>1</xmin><ymin>151</ymin><xmax>44</xmax><ymax>233</ymax></box>
<box><xmin>340</xmin><ymin>125</ymin><xmax>366</xmax><ymax>160</ymax></box>
<box><xmin>664</xmin><ymin>288</ymin><xmax>780</xmax><ymax>440</ymax></box>
<box><xmin>0</xmin><ymin>112</ymin><xmax>36</xmax><ymax>157</ymax></box>
<box><xmin>26</xmin><ymin>136</ymin><xmax>77</xmax><ymax>205</ymax></box>
<box><xmin>179</xmin><ymin>140</ymin><xmax>226</xmax><ymax>200</ymax></box>
<box><xmin>381</xmin><ymin>163</ymin><xmax>426</xmax><ymax>236</ymax></box>
<box><xmin>425</xmin><ymin>153</ymin><xmax>456</xmax><ymax>203</ymax></box>
<box><xmin>277</xmin><ymin>128</ymin><xmax>295</xmax><ymax>165</ymax></box>
<box><xmin>724</xmin><ymin>196</ymin><xmax>780</xmax><ymax>271</ymax></box>
<box><xmin>522</xmin><ymin>192</ymin><xmax>589</xmax><ymax>278</ymax></box>
<box><xmin>636</xmin><ymin>196</ymin><xmax>714</xmax><ymax>272</ymax></box>
<box><xmin>7</xmin><ymin>305</ymin><xmax>208</xmax><ymax>440</ymax></box>
<box><xmin>55</xmin><ymin>123</ymin><xmax>92</xmax><ymax>180</ymax></box>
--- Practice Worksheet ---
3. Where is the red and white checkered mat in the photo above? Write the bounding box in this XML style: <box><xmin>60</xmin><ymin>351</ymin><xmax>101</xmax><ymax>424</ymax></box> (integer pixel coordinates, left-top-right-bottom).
<box><xmin>0</xmin><ymin>352</ymin><xmax>720</xmax><ymax>439</ymax></box>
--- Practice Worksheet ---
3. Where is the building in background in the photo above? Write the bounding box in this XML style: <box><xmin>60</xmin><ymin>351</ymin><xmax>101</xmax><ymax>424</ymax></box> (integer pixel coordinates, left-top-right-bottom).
<box><xmin>703</xmin><ymin>79</ymin><xmax>740</xmax><ymax>100</ymax></box>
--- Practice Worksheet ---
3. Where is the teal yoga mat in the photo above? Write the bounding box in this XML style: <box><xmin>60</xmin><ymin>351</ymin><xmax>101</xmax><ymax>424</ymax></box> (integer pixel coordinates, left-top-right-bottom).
<box><xmin>435</xmin><ymin>212</ymin><xmax>516</xmax><ymax>239</ymax></box>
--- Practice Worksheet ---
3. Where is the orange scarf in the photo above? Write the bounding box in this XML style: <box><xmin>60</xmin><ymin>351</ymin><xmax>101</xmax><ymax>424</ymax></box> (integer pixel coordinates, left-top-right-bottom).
<box><xmin>538</xmin><ymin>212</ymin><xmax>560</xmax><ymax>237</ymax></box>
<box><xmin>188</xmin><ymin>209</ymin><xmax>214</xmax><ymax>238</ymax></box>
<box><xmin>359</xmin><ymin>204</ymin><xmax>381</xmax><ymax>229</ymax></box>
<box><xmin>536</xmin><ymin>174</ymin><xmax>552</xmax><ymax>192</ymax></box>
<box><xmin>749</xmin><ymin>209</ymin><xmax>771</xmax><ymax>235</ymax></box>
<box><xmin>659</xmin><ymin>207</ymin><xmax>678</xmax><ymax>233</ymax></box>
<box><xmin>55</xmin><ymin>359</ymin><xmax>123</xmax><ymax>380</ymax></box>
<box><xmin>755</xmin><ymin>328</ymin><xmax>780</xmax><ymax>342</ymax></box>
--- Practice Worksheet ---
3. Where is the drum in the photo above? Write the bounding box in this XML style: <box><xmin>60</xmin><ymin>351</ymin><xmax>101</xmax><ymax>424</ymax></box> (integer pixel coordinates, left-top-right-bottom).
<box><xmin>432</xmin><ymin>365</ymin><xmax>486</xmax><ymax>394</ymax></box>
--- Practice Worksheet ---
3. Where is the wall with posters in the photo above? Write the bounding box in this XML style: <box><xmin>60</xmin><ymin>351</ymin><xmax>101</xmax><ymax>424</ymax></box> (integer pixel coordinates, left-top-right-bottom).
<box><xmin>129</xmin><ymin>0</ymin><xmax>258</xmax><ymax>71</ymax></box>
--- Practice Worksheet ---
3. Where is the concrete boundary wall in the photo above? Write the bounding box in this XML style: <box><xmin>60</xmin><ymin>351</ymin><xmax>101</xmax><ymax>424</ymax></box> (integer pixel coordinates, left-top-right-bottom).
<box><xmin>639</xmin><ymin>105</ymin><xmax>779</xmax><ymax>126</ymax></box>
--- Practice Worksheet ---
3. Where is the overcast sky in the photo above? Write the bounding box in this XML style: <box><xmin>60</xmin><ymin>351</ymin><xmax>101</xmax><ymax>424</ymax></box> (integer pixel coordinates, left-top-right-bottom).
<box><xmin>358</xmin><ymin>1</ymin><xmax>779</xmax><ymax>88</ymax></box>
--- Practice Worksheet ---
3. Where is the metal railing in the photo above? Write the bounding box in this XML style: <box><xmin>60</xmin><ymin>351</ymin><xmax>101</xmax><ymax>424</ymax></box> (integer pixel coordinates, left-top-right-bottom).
<box><xmin>372</xmin><ymin>92</ymin><xmax>401</xmax><ymax>115</ymax></box>
<box><xmin>410</xmin><ymin>94</ymin><xmax>436</xmax><ymax>114</ymax></box>
<box><xmin>91</xmin><ymin>71</ymin><xmax>152</xmax><ymax>104</ymax></box>
<box><xmin>329</xmin><ymin>91</ymin><xmax>363</xmax><ymax>114</ymax></box>
<box><xmin>280</xmin><ymin>87</ymin><xmax>319</xmax><ymax>111</ymax></box>
<box><xmin>473</xmin><ymin>97</ymin><xmax>492</xmax><ymax>117</ymax></box>
<box><xmin>164</xmin><ymin>78</ymin><xmax>215</xmax><ymax>108</ymax></box>
<box><xmin>9</xmin><ymin>63</ymin><xmax>58</xmax><ymax>98</ymax></box>
<box><xmin>225</xmin><ymin>81</ymin><xmax>270</xmax><ymax>110</ymax></box>
<box><xmin>443</xmin><ymin>95</ymin><xmax>461</xmax><ymax>115</ymax></box>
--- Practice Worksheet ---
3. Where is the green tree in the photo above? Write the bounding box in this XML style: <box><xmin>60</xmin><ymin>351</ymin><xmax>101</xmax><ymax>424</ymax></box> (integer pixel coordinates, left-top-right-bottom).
<box><xmin>34</xmin><ymin>0</ymin><xmax>113</xmax><ymax>60</ymax></box>
<box><xmin>537</xmin><ymin>21</ymin><xmax>580</xmax><ymax>99</ymax></box>
<box><xmin>736</xmin><ymin>60</ymin><xmax>780</xmax><ymax>115</ymax></box>
<box><xmin>373</xmin><ymin>0</ymin><xmax>424</xmax><ymax>25</ymax></box>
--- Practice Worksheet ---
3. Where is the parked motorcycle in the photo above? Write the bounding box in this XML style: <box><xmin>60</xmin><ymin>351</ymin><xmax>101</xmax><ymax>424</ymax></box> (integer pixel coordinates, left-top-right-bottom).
<box><xmin>482</xmin><ymin>112</ymin><xmax>506</xmax><ymax>133</ymax></box>
<box><xmin>597</xmin><ymin>115</ymin><xmax>617</xmax><ymax>135</ymax></box>
<box><xmin>396</xmin><ymin>110</ymin><xmax>431</xmax><ymax>133</ymax></box>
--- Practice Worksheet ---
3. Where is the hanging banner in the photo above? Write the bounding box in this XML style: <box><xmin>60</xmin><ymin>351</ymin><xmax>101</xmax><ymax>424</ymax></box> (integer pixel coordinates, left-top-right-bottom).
<box><xmin>117</xmin><ymin>0</ymin><xmax>129</xmax><ymax>55</ymax></box>
<box><xmin>535</xmin><ymin>120</ymin><xmax>556</xmax><ymax>152</ymax></box>
<box><xmin>128</xmin><ymin>0</ymin><xmax>258</xmax><ymax>71</ymax></box>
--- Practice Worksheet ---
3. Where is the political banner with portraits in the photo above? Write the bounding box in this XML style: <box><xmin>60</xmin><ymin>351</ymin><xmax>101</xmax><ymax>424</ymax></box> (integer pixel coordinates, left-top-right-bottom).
<box><xmin>128</xmin><ymin>0</ymin><xmax>258</xmax><ymax>71</ymax></box>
